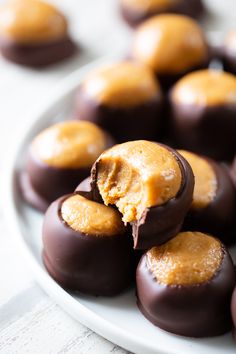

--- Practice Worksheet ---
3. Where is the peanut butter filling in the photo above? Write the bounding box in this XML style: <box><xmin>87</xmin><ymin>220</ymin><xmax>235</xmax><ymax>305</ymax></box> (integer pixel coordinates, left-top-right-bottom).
<box><xmin>179</xmin><ymin>150</ymin><xmax>217</xmax><ymax>209</ymax></box>
<box><xmin>224</xmin><ymin>31</ymin><xmax>236</xmax><ymax>54</ymax></box>
<box><xmin>61</xmin><ymin>194</ymin><xmax>125</xmax><ymax>236</ymax></box>
<box><xmin>96</xmin><ymin>140</ymin><xmax>182</xmax><ymax>223</ymax></box>
<box><xmin>0</xmin><ymin>0</ymin><xmax>68</xmax><ymax>44</ymax></box>
<box><xmin>172</xmin><ymin>69</ymin><xmax>236</xmax><ymax>106</ymax></box>
<box><xmin>31</xmin><ymin>121</ymin><xmax>106</xmax><ymax>169</ymax></box>
<box><xmin>82</xmin><ymin>61</ymin><xmax>161</xmax><ymax>108</ymax></box>
<box><xmin>131</xmin><ymin>14</ymin><xmax>208</xmax><ymax>74</ymax></box>
<box><xmin>146</xmin><ymin>231</ymin><xmax>222</xmax><ymax>285</ymax></box>
<box><xmin>121</xmin><ymin>0</ymin><xmax>182</xmax><ymax>12</ymax></box>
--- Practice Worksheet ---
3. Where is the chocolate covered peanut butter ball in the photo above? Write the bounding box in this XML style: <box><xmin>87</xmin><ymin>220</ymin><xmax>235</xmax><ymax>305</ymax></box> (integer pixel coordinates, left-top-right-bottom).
<box><xmin>179</xmin><ymin>150</ymin><xmax>236</xmax><ymax>244</ymax></box>
<box><xmin>130</xmin><ymin>14</ymin><xmax>209</xmax><ymax>88</ymax></box>
<box><xmin>0</xmin><ymin>0</ymin><xmax>76</xmax><ymax>66</ymax></box>
<box><xmin>91</xmin><ymin>140</ymin><xmax>194</xmax><ymax>249</ymax></box>
<box><xmin>136</xmin><ymin>231</ymin><xmax>235</xmax><ymax>337</ymax></box>
<box><xmin>171</xmin><ymin>69</ymin><xmax>236</xmax><ymax>160</ymax></box>
<box><xmin>20</xmin><ymin>121</ymin><xmax>113</xmax><ymax>212</ymax></box>
<box><xmin>75</xmin><ymin>61</ymin><xmax>163</xmax><ymax>143</ymax></box>
<box><xmin>43</xmin><ymin>193</ymin><xmax>134</xmax><ymax>296</ymax></box>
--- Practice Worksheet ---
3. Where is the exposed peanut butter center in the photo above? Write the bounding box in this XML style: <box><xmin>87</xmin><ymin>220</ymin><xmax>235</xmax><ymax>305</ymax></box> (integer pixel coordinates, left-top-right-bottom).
<box><xmin>61</xmin><ymin>194</ymin><xmax>125</xmax><ymax>236</ymax></box>
<box><xmin>224</xmin><ymin>31</ymin><xmax>236</xmax><ymax>54</ymax></box>
<box><xmin>31</xmin><ymin>121</ymin><xmax>106</xmax><ymax>169</ymax></box>
<box><xmin>0</xmin><ymin>0</ymin><xmax>68</xmax><ymax>44</ymax></box>
<box><xmin>146</xmin><ymin>231</ymin><xmax>223</xmax><ymax>285</ymax></box>
<box><xmin>179</xmin><ymin>150</ymin><xmax>217</xmax><ymax>209</ymax></box>
<box><xmin>82</xmin><ymin>62</ymin><xmax>160</xmax><ymax>108</ymax></box>
<box><xmin>131</xmin><ymin>14</ymin><xmax>208</xmax><ymax>74</ymax></box>
<box><xmin>172</xmin><ymin>69</ymin><xmax>236</xmax><ymax>106</ymax></box>
<box><xmin>121</xmin><ymin>0</ymin><xmax>182</xmax><ymax>12</ymax></box>
<box><xmin>96</xmin><ymin>140</ymin><xmax>182</xmax><ymax>223</ymax></box>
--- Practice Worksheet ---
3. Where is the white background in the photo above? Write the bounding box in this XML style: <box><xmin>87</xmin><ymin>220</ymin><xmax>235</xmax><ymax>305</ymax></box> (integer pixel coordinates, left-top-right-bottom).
<box><xmin>0</xmin><ymin>1</ymin><xmax>236</xmax><ymax>353</ymax></box>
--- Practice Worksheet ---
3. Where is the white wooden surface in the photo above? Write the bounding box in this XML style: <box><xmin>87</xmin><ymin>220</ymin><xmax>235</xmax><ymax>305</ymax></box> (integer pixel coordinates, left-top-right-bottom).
<box><xmin>0</xmin><ymin>0</ymin><xmax>236</xmax><ymax>353</ymax></box>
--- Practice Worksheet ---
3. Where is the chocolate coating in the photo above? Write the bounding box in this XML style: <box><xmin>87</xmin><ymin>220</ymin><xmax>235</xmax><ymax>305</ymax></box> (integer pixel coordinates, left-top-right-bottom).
<box><xmin>232</xmin><ymin>287</ymin><xmax>236</xmax><ymax>341</ymax></box>
<box><xmin>42</xmin><ymin>194</ymin><xmax>134</xmax><ymax>296</ymax></box>
<box><xmin>156</xmin><ymin>61</ymin><xmax>209</xmax><ymax>91</ymax></box>
<box><xmin>170</xmin><ymin>71</ymin><xmax>236</xmax><ymax>161</ymax></box>
<box><xmin>91</xmin><ymin>143</ymin><xmax>194</xmax><ymax>249</ymax></box>
<box><xmin>222</xmin><ymin>53</ymin><xmax>236</xmax><ymax>77</ymax></box>
<box><xmin>182</xmin><ymin>156</ymin><xmax>236</xmax><ymax>245</ymax></box>
<box><xmin>222</xmin><ymin>55</ymin><xmax>236</xmax><ymax>76</ymax></box>
<box><xmin>171</xmin><ymin>103</ymin><xmax>236</xmax><ymax>161</ymax></box>
<box><xmin>75</xmin><ymin>90</ymin><xmax>163</xmax><ymax>143</ymax></box>
<box><xmin>231</xmin><ymin>157</ymin><xmax>236</xmax><ymax>187</ymax></box>
<box><xmin>0</xmin><ymin>36</ymin><xmax>76</xmax><ymax>67</ymax></box>
<box><xmin>137</xmin><ymin>240</ymin><xmax>235</xmax><ymax>337</ymax></box>
<box><xmin>20</xmin><ymin>170</ymin><xmax>51</xmax><ymax>213</ymax></box>
<box><xmin>75</xmin><ymin>177</ymin><xmax>91</xmax><ymax>193</ymax></box>
<box><xmin>75</xmin><ymin>87</ymin><xmax>163</xmax><ymax>144</ymax></box>
<box><xmin>26</xmin><ymin>152</ymin><xmax>91</xmax><ymax>203</ymax></box>
<box><xmin>222</xmin><ymin>32</ymin><xmax>236</xmax><ymax>75</ymax></box>
<box><xmin>121</xmin><ymin>0</ymin><xmax>204</xmax><ymax>27</ymax></box>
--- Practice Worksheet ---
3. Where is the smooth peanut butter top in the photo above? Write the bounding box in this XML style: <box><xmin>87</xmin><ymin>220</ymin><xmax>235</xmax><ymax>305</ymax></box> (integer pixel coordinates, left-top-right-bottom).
<box><xmin>61</xmin><ymin>194</ymin><xmax>125</xmax><ymax>236</ymax></box>
<box><xmin>121</xmin><ymin>0</ymin><xmax>182</xmax><ymax>12</ymax></box>
<box><xmin>224</xmin><ymin>31</ymin><xmax>236</xmax><ymax>54</ymax></box>
<box><xmin>179</xmin><ymin>150</ymin><xmax>217</xmax><ymax>209</ymax></box>
<box><xmin>31</xmin><ymin>121</ymin><xmax>106</xmax><ymax>169</ymax></box>
<box><xmin>96</xmin><ymin>140</ymin><xmax>182</xmax><ymax>223</ymax></box>
<box><xmin>81</xmin><ymin>61</ymin><xmax>161</xmax><ymax>108</ymax></box>
<box><xmin>0</xmin><ymin>0</ymin><xmax>68</xmax><ymax>44</ymax></box>
<box><xmin>131</xmin><ymin>14</ymin><xmax>208</xmax><ymax>74</ymax></box>
<box><xmin>172</xmin><ymin>69</ymin><xmax>236</xmax><ymax>106</ymax></box>
<box><xmin>146</xmin><ymin>232</ymin><xmax>223</xmax><ymax>285</ymax></box>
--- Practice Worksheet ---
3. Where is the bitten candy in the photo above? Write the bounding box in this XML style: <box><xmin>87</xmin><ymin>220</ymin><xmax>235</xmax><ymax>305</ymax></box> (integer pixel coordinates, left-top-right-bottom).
<box><xmin>130</xmin><ymin>14</ymin><xmax>209</xmax><ymax>89</ymax></box>
<box><xmin>91</xmin><ymin>140</ymin><xmax>194</xmax><ymax>249</ymax></box>
<box><xmin>120</xmin><ymin>0</ymin><xmax>205</xmax><ymax>27</ymax></box>
<box><xmin>75</xmin><ymin>61</ymin><xmax>163</xmax><ymax>143</ymax></box>
<box><xmin>170</xmin><ymin>69</ymin><xmax>236</xmax><ymax>160</ymax></box>
<box><xmin>43</xmin><ymin>193</ymin><xmax>134</xmax><ymax>296</ymax></box>
<box><xmin>20</xmin><ymin>121</ymin><xmax>113</xmax><ymax>212</ymax></box>
<box><xmin>0</xmin><ymin>0</ymin><xmax>76</xmax><ymax>66</ymax></box>
<box><xmin>136</xmin><ymin>231</ymin><xmax>236</xmax><ymax>337</ymax></box>
<box><xmin>179</xmin><ymin>150</ymin><xmax>236</xmax><ymax>244</ymax></box>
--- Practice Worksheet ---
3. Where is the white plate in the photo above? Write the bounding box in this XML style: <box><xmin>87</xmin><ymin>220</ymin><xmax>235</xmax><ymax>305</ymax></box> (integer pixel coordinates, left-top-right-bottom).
<box><xmin>4</xmin><ymin>58</ymin><xmax>236</xmax><ymax>354</ymax></box>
